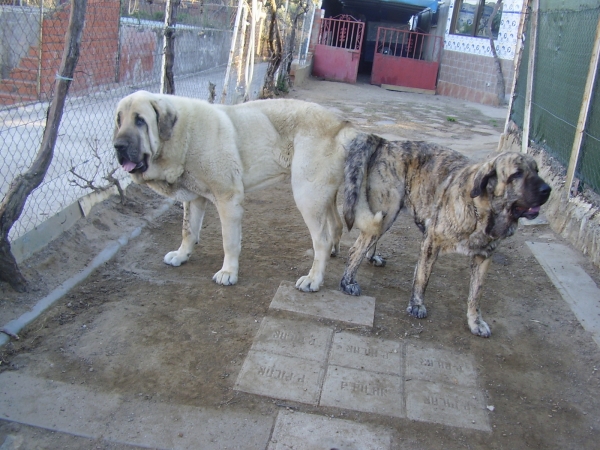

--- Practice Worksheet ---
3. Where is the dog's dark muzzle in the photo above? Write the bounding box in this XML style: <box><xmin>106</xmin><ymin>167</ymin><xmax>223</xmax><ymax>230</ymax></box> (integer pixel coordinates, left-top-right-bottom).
<box><xmin>513</xmin><ymin>181</ymin><xmax>552</xmax><ymax>220</ymax></box>
<box><xmin>114</xmin><ymin>137</ymin><xmax>148</xmax><ymax>174</ymax></box>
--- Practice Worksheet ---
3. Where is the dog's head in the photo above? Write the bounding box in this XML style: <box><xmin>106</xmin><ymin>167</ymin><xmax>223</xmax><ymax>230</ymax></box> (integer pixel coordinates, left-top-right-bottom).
<box><xmin>470</xmin><ymin>152</ymin><xmax>551</xmax><ymax>238</ymax></box>
<box><xmin>113</xmin><ymin>90</ymin><xmax>178</xmax><ymax>181</ymax></box>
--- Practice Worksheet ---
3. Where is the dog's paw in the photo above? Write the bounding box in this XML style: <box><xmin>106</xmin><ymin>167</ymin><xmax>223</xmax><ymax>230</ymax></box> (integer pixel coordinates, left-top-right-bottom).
<box><xmin>407</xmin><ymin>304</ymin><xmax>428</xmax><ymax>319</ymax></box>
<box><xmin>164</xmin><ymin>251</ymin><xmax>189</xmax><ymax>267</ymax></box>
<box><xmin>469</xmin><ymin>320</ymin><xmax>491</xmax><ymax>338</ymax></box>
<box><xmin>213</xmin><ymin>270</ymin><xmax>238</xmax><ymax>286</ymax></box>
<box><xmin>369</xmin><ymin>254</ymin><xmax>386</xmax><ymax>267</ymax></box>
<box><xmin>295</xmin><ymin>276</ymin><xmax>321</xmax><ymax>292</ymax></box>
<box><xmin>340</xmin><ymin>280</ymin><xmax>361</xmax><ymax>296</ymax></box>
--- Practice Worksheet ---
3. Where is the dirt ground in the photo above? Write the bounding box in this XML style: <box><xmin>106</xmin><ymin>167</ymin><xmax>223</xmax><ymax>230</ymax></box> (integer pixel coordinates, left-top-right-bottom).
<box><xmin>2</xmin><ymin>78</ymin><xmax>600</xmax><ymax>449</ymax></box>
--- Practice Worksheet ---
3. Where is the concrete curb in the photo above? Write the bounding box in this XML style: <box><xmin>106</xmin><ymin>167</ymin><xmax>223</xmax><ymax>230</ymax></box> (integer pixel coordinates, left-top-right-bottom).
<box><xmin>0</xmin><ymin>200</ymin><xmax>173</xmax><ymax>348</ymax></box>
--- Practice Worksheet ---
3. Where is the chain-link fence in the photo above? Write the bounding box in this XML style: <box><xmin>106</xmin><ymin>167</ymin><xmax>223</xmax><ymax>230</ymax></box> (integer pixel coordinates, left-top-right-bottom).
<box><xmin>1</xmin><ymin>0</ymin><xmax>313</xmax><ymax>247</ymax></box>
<box><xmin>510</xmin><ymin>2</ymin><xmax>600</xmax><ymax>200</ymax></box>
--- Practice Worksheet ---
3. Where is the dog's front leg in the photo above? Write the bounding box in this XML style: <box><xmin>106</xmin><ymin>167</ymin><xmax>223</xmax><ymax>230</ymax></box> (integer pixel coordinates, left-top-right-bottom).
<box><xmin>407</xmin><ymin>232</ymin><xmax>440</xmax><ymax>319</ymax></box>
<box><xmin>213</xmin><ymin>197</ymin><xmax>244</xmax><ymax>286</ymax></box>
<box><xmin>467</xmin><ymin>255</ymin><xmax>492</xmax><ymax>337</ymax></box>
<box><xmin>164</xmin><ymin>197</ymin><xmax>208</xmax><ymax>266</ymax></box>
<box><xmin>340</xmin><ymin>232</ymin><xmax>379</xmax><ymax>296</ymax></box>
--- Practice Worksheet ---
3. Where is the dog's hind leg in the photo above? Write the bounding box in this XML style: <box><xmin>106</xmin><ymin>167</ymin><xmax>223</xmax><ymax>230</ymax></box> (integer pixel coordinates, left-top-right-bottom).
<box><xmin>367</xmin><ymin>242</ymin><xmax>386</xmax><ymax>267</ymax></box>
<box><xmin>164</xmin><ymin>197</ymin><xmax>208</xmax><ymax>267</ymax></box>
<box><xmin>407</xmin><ymin>232</ymin><xmax>440</xmax><ymax>319</ymax></box>
<box><xmin>328</xmin><ymin>199</ymin><xmax>343</xmax><ymax>257</ymax></box>
<box><xmin>466</xmin><ymin>255</ymin><xmax>492</xmax><ymax>337</ymax></box>
<box><xmin>340</xmin><ymin>232</ymin><xmax>379</xmax><ymax>296</ymax></box>
<box><xmin>293</xmin><ymin>185</ymin><xmax>338</xmax><ymax>292</ymax></box>
<box><xmin>294</xmin><ymin>211</ymin><xmax>332</xmax><ymax>292</ymax></box>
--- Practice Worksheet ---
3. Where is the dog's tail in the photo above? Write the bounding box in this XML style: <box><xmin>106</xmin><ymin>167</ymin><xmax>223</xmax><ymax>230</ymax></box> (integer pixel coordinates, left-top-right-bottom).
<box><xmin>343</xmin><ymin>133</ymin><xmax>385</xmax><ymax>234</ymax></box>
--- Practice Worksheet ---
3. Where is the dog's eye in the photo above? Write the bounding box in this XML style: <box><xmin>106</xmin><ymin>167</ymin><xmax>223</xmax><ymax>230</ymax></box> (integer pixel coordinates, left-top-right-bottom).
<box><xmin>508</xmin><ymin>170</ymin><xmax>523</xmax><ymax>182</ymax></box>
<box><xmin>116</xmin><ymin>113</ymin><xmax>121</xmax><ymax>128</ymax></box>
<box><xmin>135</xmin><ymin>116</ymin><xmax>146</xmax><ymax>127</ymax></box>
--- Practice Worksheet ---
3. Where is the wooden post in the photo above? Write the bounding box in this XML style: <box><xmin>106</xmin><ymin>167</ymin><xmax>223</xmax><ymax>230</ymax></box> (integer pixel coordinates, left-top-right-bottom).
<box><xmin>521</xmin><ymin>0</ymin><xmax>539</xmax><ymax>153</ymax></box>
<box><xmin>565</xmin><ymin>15</ymin><xmax>600</xmax><ymax>198</ymax></box>
<box><xmin>499</xmin><ymin>0</ymin><xmax>530</xmax><ymax>151</ymax></box>
<box><xmin>160</xmin><ymin>0</ymin><xmax>180</xmax><ymax>95</ymax></box>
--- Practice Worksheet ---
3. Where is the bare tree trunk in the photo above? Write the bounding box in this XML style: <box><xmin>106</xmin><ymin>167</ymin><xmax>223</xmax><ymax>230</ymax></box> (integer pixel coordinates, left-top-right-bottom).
<box><xmin>161</xmin><ymin>0</ymin><xmax>180</xmax><ymax>95</ymax></box>
<box><xmin>285</xmin><ymin>2</ymin><xmax>309</xmax><ymax>83</ymax></box>
<box><xmin>488</xmin><ymin>0</ymin><xmax>506</xmax><ymax>105</ymax></box>
<box><xmin>261</xmin><ymin>0</ymin><xmax>283</xmax><ymax>98</ymax></box>
<box><xmin>0</xmin><ymin>0</ymin><xmax>88</xmax><ymax>292</ymax></box>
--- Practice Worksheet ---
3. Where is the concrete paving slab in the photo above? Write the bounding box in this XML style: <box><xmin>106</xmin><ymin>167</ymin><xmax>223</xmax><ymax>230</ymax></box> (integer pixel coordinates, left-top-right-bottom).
<box><xmin>0</xmin><ymin>371</ymin><xmax>272</xmax><ymax>449</ymax></box>
<box><xmin>405</xmin><ymin>344</ymin><xmax>477</xmax><ymax>387</ymax></box>
<box><xmin>526</xmin><ymin>241</ymin><xmax>600</xmax><ymax>348</ymax></box>
<box><xmin>267</xmin><ymin>410</ymin><xmax>392</xmax><ymax>450</ymax></box>
<box><xmin>319</xmin><ymin>366</ymin><xmax>404</xmax><ymax>418</ymax></box>
<box><xmin>269</xmin><ymin>281</ymin><xmax>375</xmax><ymax>327</ymax></box>
<box><xmin>329</xmin><ymin>332</ymin><xmax>402</xmax><ymax>375</ymax></box>
<box><xmin>251</xmin><ymin>317</ymin><xmax>333</xmax><ymax>362</ymax></box>
<box><xmin>405</xmin><ymin>380</ymin><xmax>490</xmax><ymax>432</ymax></box>
<box><xmin>234</xmin><ymin>350</ymin><xmax>325</xmax><ymax>405</ymax></box>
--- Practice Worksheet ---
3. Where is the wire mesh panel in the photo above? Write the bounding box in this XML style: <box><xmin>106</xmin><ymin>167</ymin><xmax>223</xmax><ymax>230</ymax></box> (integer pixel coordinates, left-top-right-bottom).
<box><xmin>510</xmin><ymin>5</ymin><xmax>600</xmax><ymax>197</ymax></box>
<box><xmin>1</xmin><ymin>0</ymin><xmax>313</xmax><ymax>245</ymax></box>
<box><xmin>0</xmin><ymin>0</ymin><xmax>251</xmax><ymax>242</ymax></box>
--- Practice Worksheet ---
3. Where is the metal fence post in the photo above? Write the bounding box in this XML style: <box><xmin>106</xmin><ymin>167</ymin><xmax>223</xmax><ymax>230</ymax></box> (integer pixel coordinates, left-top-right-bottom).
<box><xmin>221</xmin><ymin>0</ymin><xmax>244</xmax><ymax>104</ymax></box>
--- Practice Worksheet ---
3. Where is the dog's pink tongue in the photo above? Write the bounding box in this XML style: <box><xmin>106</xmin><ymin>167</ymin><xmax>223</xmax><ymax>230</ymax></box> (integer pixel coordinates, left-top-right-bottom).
<box><xmin>122</xmin><ymin>161</ymin><xmax>136</xmax><ymax>172</ymax></box>
<box><xmin>528</xmin><ymin>206</ymin><xmax>541</xmax><ymax>215</ymax></box>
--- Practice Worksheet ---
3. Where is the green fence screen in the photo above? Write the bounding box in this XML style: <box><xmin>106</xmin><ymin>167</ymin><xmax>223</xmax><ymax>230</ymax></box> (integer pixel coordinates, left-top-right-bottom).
<box><xmin>510</xmin><ymin>4</ymin><xmax>600</xmax><ymax>194</ymax></box>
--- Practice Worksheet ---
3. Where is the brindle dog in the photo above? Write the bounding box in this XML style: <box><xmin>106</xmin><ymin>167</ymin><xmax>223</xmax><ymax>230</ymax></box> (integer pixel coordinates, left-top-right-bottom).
<box><xmin>340</xmin><ymin>135</ymin><xmax>551</xmax><ymax>337</ymax></box>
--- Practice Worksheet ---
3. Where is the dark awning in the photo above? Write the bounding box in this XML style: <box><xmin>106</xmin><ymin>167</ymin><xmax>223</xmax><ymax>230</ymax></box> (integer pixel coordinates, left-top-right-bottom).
<box><xmin>339</xmin><ymin>0</ymin><xmax>439</xmax><ymax>15</ymax></box>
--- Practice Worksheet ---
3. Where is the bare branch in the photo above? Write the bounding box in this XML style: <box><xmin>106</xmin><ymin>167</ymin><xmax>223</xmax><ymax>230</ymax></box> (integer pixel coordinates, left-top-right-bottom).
<box><xmin>68</xmin><ymin>139</ymin><xmax>126</xmax><ymax>204</ymax></box>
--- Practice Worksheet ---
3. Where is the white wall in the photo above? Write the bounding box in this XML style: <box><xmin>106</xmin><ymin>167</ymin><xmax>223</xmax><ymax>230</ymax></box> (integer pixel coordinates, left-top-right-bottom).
<box><xmin>443</xmin><ymin>0</ymin><xmax>523</xmax><ymax>60</ymax></box>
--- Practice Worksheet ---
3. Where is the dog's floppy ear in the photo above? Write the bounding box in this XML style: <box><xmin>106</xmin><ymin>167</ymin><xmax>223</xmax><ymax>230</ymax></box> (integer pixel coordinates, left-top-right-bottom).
<box><xmin>150</xmin><ymin>97</ymin><xmax>178</xmax><ymax>141</ymax></box>
<box><xmin>470</xmin><ymin>160</ymin><xmax>496</xmax><ymax>198</ymax></box>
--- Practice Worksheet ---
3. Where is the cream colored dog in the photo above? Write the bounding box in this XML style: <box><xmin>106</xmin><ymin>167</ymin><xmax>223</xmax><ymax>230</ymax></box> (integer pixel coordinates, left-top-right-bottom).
<box><xmin>113</xmin><ymin>90</ymin><xmax>356</xmax><ymax>291</ymax></box>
